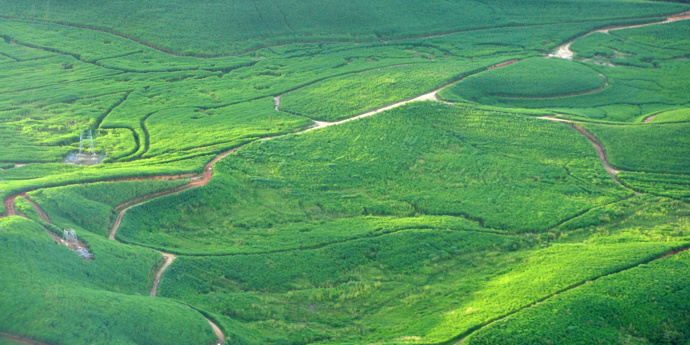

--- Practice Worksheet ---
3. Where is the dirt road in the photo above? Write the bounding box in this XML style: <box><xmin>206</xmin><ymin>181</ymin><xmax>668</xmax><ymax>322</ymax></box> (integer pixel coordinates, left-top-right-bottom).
<box><xmin>549</xmin><ymin>10</ymin><xmax>690</xmax><ymax>60</ymax></box>
<box><xmin>150</xmin><ymin>253</ymin><xmax>176</xmax><ymax>297</ymax></box>
<box><xmin>0</xmin><ymin>333</ymin><xmax>50</xmax><ymax>345</ymax></box>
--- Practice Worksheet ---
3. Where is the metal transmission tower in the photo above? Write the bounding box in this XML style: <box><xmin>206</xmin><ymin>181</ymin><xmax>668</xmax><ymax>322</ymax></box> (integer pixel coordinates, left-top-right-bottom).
<box><xmin>63</xmin><ymin>229</ymin><xmax>78</xmax><ymax>244</ymax></box>
<box><xmin>78</xmin><ymin>130</ymin><xmax>96</xmax><ymax>156</ymax></box>
<box><xmin>88</xmin><ymin>130</ymin><xmax>95</xmax><ymax>156</ymax></box>
<box><xmin>79</xmin><ymin>131</ymin><xmax>84</xmax><ymax>155</ymax></box>
<box><xmin>0</xmin><ymin>167</ymin><xmax>5</xmax><ymax>193</ymax></box>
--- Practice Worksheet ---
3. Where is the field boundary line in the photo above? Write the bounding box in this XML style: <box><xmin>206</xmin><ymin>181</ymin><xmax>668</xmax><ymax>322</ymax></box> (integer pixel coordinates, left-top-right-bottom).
<box><xmin>435</xmin><ymin>242</ymin><xmax>690</xmax><ymax>345</ymax></box>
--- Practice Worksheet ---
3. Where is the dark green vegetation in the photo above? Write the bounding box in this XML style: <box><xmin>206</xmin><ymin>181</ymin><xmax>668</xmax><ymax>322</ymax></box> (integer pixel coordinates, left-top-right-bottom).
<box><xmin>2</xmin><ymin>0</ymin><xmax>690</xmax><ymax>344</ymax></box>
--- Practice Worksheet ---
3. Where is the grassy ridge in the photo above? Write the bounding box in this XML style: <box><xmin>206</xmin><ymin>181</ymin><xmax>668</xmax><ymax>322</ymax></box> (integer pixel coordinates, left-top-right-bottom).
<box><xmin>116</xmin><ymin>102</ymin><xmax>626</xmax><ymax>254</ymax></box>
<box><xmin>440</xmin><ymin>18</ymin><xmax>690</xmax><ymax>122</ymax></box>
<box><xmin>279</xmin><ymin>57</ymin><xmax>519</xmax><ymax>121</ymax></box>
<box><xmin>160</xmin><ymin>229</ymin><xmax>678</xmax><ymax>344</ymax></box>
<box><xmin>1</xmin><ymin>0</ymin><xmax>689</xmax><ymax>343</ymax></box>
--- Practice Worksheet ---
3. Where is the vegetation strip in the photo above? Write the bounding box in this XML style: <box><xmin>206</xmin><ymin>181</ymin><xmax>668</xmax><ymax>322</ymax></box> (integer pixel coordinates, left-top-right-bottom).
<box><xmin>450</xmin><ymin>244</ymin><xmax>690</xmax><ymax>345</ymax></box>
<box><xmin>1</xmin><ymin>14</ymin><xmax>676</xmax><ymax>58</ymax></box>
<box><xmin>15</xmin><ymin>186</ymin><xmax>226</xmax><ymax>344</ymax></box>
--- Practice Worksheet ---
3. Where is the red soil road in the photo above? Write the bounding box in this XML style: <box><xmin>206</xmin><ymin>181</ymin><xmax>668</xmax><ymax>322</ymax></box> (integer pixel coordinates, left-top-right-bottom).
<box><xmin>22</xmin><ymin>194</ymin><xmax>51</xmax><ymax>223</ymax></box>
<box><xmin>208</xmin><ymin>320</ymin><xmax>226</xmax><ymax>345</ymax></box>
<box><xmin>108</xmin><ymin>58</ymin><xmax>523</xmax><ymax>239</ymax></box>
<box><xmin>538</xmin><ymin>116</ymin><xmax>644</xmax><ymax>195</ymax></box>
<box><xmin>643</xmin><ymin>112</ymin><xmax>662</xmax><ymax>123</ymax></box>
<box><xmin>9</xmin><ymin>194</ymin><xmax>93</xmax><ymax>261</ymax></box>
<box><xmin>487</xmin><ymin>59</ymin><xmax>519</xmax><ymax>70</ymax></box>
<box><xmin>0</xmin><ymin>174</ymin><xmax>195</xmax><ymax>221</ymax></box>
<box><xmin>539</xmin><ymin>116</ymin><xmax>620</xmax><ymax>176</ymax></box>
<box><xmin>148</xmin><ymin>253</ymin><xmax>225</xmax><ymax>345</ymax></box>
<box><xmin>3</xmin><ymin>194</ymin><xmax>17</xmax><ymax>217</ymax></box>
<box><xmin>108</xmin><ymin>145</ymin><xmax>247</xmax><ymax>240</ymax></box>
<box><xmin>0</xmin><ymin>333</ymin><xmax>50</xmax><ymax>345</ymax></box>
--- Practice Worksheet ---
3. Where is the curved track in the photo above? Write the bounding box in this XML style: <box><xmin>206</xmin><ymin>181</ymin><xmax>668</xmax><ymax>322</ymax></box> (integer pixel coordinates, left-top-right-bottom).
<box><xmin>549</xmin><ymin>10</ymin><xmax>690</xmax><ymax>60</ymax></box>
<box><xmin>150</xmin><ymin>253</ymin><xmax>176</xmax><ymax>297</ymax></box>
<box><xmin>538</xmin><ymin>116</ymin><xmax>637</xmax><ymax>192</ymax></box>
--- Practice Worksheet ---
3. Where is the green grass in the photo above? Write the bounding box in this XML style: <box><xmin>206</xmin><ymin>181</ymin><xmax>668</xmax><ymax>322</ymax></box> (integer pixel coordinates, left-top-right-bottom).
<box><xmin>2</xmin><ymin>1</ymin><xmax>690</xmax><ymax>343</ymax></box>
<box><xmin>619</xmin><ymin>172</ymin><xmax>690</xmax><ymax>202</ymax></box>
<box><xmin>440</xmin><ymin>19</ymin><xmax>690</xmax><ymax>122</ymax></box>
<box><xmin>159</xmin><ymin>228</ymin><xmax>679</xmax><ymax>344</ymax></box>
<box><xmin>115</xmin><ymin>102</ymin><xmax>627</xmax><ymax>254</ymax></box>
<box><xmin>279</xmin><ymin>57</ymin><xmax>518</xmax><ymax>121</ymax></box>
<box><xmin>440</xmin><ymin>58</ymin><xmax>606</xmax><ymax>102</ymax></box>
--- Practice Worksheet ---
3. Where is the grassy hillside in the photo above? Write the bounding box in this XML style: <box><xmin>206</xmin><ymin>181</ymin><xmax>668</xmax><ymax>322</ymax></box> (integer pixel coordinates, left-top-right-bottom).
<box><xmin>0</xmin><ymin>0</ymin><xmax>684</xmax><ymax>55</ymax></box>
<box><xmin>115</xmin><ymin>102</ymin><xmax>628</xmax><ymax>254</ymax></box>
<box><xmin>0</xmin><ymin>216</ymin><xmax>217</xmax><ymax>345</ymax></box>
<box><xmin>2</xmin><ymin>0</ymin><xmax>690</xmax><ymax>344</ymax></box>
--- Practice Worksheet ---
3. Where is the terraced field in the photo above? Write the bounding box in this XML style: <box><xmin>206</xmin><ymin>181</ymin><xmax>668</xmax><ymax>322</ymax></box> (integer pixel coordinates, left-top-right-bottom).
<box><xmin>1</xmin><ymin>1</ymin><xmax>690</xmax><ymax>344</ymax></box>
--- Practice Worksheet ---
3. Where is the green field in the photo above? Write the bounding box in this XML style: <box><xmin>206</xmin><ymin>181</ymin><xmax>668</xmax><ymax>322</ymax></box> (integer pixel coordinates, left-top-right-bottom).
<box><xmin>1</xmin><ymin>0</ymin><xmax>690</xmax><ymax>344</ymax></box>
<box><xmin>440</xmin><ymin>58</ymin><xmax>606</xmax><ymax>102</ymax></box>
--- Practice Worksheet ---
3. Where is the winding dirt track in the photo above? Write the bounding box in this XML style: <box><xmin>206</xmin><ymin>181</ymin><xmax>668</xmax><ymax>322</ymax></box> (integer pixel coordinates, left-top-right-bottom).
<box><xmin>14</xmin><ymin>197</ymin><xmax>225</xmax><ymax>344</ymax></box>
<box><xmin>150</xmin><ymin>253</ymin><xmax>176</xmax><ymax>297</ymax></box>
<box><xmin>22</xmin><ymin>194</ymin><xmax>51</xmax><ymax>223</ymax></box>
<box><xmin>550</xmin><ymin>10</ymin><xmax>690</xmax><ymax>60</ymax></box>
<box><xmin>106</xmin><ymin>59</ymin><xmax>520</xmax><ymax>241</ymax></box>
<box><xmin>643</xmin><ymin>112</ymin><xmax>661</xmax><ymax>123</ymax></box>
<box><xmin>538</xmin><ymin>116</ymin><xmax>631</xmax><ymax>186</ymax></box>
<box><xmin>3</xmin><ymin>194</ymin><xmax>16</xmax><ymax>217</ymax></box>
